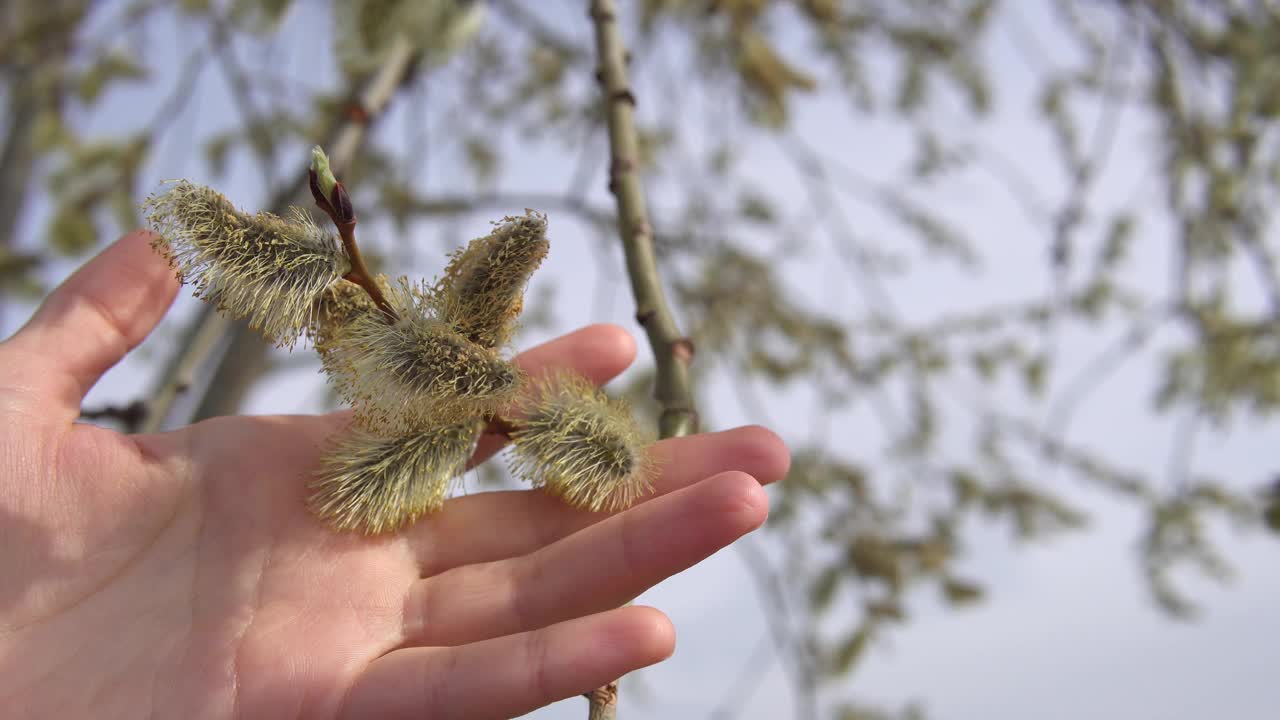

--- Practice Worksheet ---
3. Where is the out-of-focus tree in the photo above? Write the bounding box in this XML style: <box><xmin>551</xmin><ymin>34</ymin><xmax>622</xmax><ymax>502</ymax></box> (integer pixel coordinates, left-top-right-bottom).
<box><xmin>2</xmin><ymin>1</ymin><xmax>1278</xmax><ymax>717</ymax></box>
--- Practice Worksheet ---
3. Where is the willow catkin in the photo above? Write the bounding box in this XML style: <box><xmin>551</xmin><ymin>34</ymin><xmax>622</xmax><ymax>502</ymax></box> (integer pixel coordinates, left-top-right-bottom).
<box><xmin>509</xmin><ymin>369</ymin><xmax>656</xmax><ymax>513</ymax></box>
<box><xmin>321</xmin><ymin>278</ymin><xmax>523</xmax><ymax>432</ymax></box>
<box><xmin>310</xmin><ymin>422</ymin><xmax>480</xmax><ymax>534</ymax></box>
<box><xmin>435</xmin><ymin>211</ymin><xmax>549</xmax><ymax>349</ymax></box>
<box><xmin>143</xmin><ymin>180</ymin><xmax>350</xmax><ymax>348</ymax></box>
<box><xmin>310</xmin><ymin>275</ymin><xmax>392</xmax><ymax>355</ymax></box>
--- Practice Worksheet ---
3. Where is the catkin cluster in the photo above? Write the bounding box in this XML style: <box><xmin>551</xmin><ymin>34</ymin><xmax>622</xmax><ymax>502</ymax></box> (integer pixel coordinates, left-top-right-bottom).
<box><xmin>144</xmin><ymin>164</ymin><xmax>655</xmax><ymax>534</ymax></box>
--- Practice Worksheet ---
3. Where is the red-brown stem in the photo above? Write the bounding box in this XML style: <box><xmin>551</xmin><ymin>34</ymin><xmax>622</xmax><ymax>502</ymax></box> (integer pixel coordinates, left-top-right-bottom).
<box><xmin>484</xmin><ymin>414</ymin><xmax>519</xmax><ymax>438</ymax></box>
<box><xmin>335</xmin><ymin>220</ymin><xmax>397</xmax><ymax>322</ymax></box>
<box><xmin>463</xmin><ymin>414</ymin><xmax>523</xmax><ymax>472</ymax></box>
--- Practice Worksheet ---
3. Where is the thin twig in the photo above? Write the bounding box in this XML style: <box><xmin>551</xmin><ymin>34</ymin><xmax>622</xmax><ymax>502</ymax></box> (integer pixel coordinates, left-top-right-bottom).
<box><xmin>1042</xmin><ymin>11</ymin><xmax>1135</xmax><ymax>366</ymax></box>
<box><xmin>1237</xmin><ymin>222</ymin><xmax>1280</xmax><ymax>320</ymax></box>
<box><xmin>80</xmin><ymin>400</ymin><xmax>149</xmax><ymax>431</ymax></box>
<box><xmin>388</xmin><ymin>189</ymin><xmax>734</xmax><ymax>247</ymax></box>
<box><xmin>714</xmin><ymin>343</ymin><xmax>821</xmax><ymax>718</ymax></box>
<box><xmin>211</xmin><ymin>14</ymin><xmax>276</xmax><ymax>184</ymax></box>
<box><xmin>584</xmin><ymin>1</ymin><xmax>699</xmax><ymax>716</ymax></box>
<box><xmin>310</xmin><ymin>173</ymin><xmax>398</xmax><ymax>322</ymax></box>
<box><xmin>735</xmin><ymin>534</ymin><xmax>819</xmax><ymax>720</ymax></box>
<box><xmin>1041</xmin><ymin>310</ymin><xmax>1166</xmax><ymax>455</ymax></box>
<box><xmin>492</xmin><ymin>0</ymin><xmax>589</xmax><ymax>61</ymax></box>
<box><xmin>0</xmin><ymin>11</ymin><xmax>80</xmax><ymax>323</ymax></box>
<box><xmin>143</xmin><ymin>42</ymin><xmax>211</xmax><ymax>137</ymax></box>
<box><xmin>779</xmin><ymin>137</ymin><xmax>899</xmax><ymax>316</ymax></box>
<box><xmin>139</xmin><ymin>309</ymin><xmax>230</xmax><ymax>433</ymax></box>
<box><xmin>339</xmin><ymin>235</ymin><xmax>397</xmax><ymax>320</ymax></box>
<box><xmin>707</xmin><ymin>631</ymin><xmax>775</xmax><ymax>720</ymax></box>
<box><xmin>0</xmin><ymin>73</ymin><xmax>37</xmax><ymax>329</ymax></box>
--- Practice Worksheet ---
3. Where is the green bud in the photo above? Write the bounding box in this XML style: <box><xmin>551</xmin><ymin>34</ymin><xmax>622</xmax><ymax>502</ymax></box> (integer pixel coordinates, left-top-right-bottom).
<box><xmin>311</xmin><ymin>145</ymin><xmax>338</xmax><ymax>200</ymax></box>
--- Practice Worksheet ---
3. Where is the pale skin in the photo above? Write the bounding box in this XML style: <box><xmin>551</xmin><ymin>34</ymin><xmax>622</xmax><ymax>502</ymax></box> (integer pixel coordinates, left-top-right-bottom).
<box><xmin>0</xmin><ymin>232</ymin><xmax>790</xmax><ymax>719</ymax></box>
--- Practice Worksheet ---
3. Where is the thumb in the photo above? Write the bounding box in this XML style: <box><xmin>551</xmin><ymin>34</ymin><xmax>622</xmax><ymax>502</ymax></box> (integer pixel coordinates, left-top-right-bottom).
<box><xmin>4</xmin><ymin>230</ymin><xmax>180</xmax><ymax>414</ymax></box>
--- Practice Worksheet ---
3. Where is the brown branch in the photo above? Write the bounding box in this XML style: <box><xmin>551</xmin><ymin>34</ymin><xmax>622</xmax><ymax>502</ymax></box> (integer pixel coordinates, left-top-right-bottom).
<box><xmin>143</xmin><ymin>41</ymin><xmax>211</xmax><ymax>137</ymax></box>
<box><xmin>138</xmin><ymin>311</ymin><xmax>230</xmax><ymax>433</ymax></box>
<box><xmin>484</xmin><ymin>414</ymin><xmax>518</xmax><ymax>439</ymax></box>
<box><xmin>79</xmin><ymin>400</ymin><xmax>149</xmax><ymax>432</ymax></box>
<box><xmin>341</xmin><ymin>266</ymin><xmax>396</xmax><ymax>323</ymax></box>
<box><xmin>583</xmin><ymin>1</ymin><xmax>700</xmax><ymax>717</ymax></box>
<box><xmin>310</xmin><ymin>168</ymin><xmax>398</xmax><ymax>322</ymax></box>
<box><xmin>137</xmin><ymin>36</ymin><xmax>422</xmax><ymax>430</ymax></box>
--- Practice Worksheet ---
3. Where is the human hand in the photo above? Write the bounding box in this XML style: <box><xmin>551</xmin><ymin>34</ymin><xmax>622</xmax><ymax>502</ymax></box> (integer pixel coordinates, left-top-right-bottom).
<box><xmin>0</xmin><ymin>232</ymin><xmax>789</xmax><ymax>719</ymax></box>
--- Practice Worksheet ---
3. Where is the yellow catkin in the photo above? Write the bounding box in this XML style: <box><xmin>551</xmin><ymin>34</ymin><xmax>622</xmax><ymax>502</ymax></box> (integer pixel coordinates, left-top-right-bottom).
<box><xmin>509</xmin><ymin>369</ymin><xmax>656</xmax><ymax>512</ymax></box>
<box><xmin>320</xmin><ymin>278</ymin><xmax>524</xmax><ymax>433</ymax></box>
<box><xmin>143</xmin><ymin>180</ymin><xmax>350</xmax><ymax>348</ymax></box>
<box><xmin>309</xmin><ymin>422</ymin><xmax>481</xmax><ymax>534</ymax></box>
<box><xmin>310</xmin><ymin>275</ymin><xmax>392</xmax><ymax>354</ymax></box>
<box><xmin>434</xmin><ymin>211</ymin><xmax>550</xmax><ymax>349</ymax></box>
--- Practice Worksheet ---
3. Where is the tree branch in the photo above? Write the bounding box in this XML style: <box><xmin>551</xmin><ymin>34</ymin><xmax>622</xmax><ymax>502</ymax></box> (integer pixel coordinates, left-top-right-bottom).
<box><xmin>211</xmin><ymin>14</ymin><xmax>276</xmax><ymax>183</ymax></box>
<box><xmin>80</xmin><ymin>400</ymin><xmax>149</xmax><ymax>432</ymax></box>
<box><xmin>590</xmin><ymin>0</ymin><xmax>697</xmax><ymax>439</ymax></box>
<box><xmin>491</xmin><ymin>0</ymin><xmax>589</xmax><ymax>62</ymax></box>
<box><xmin>734</xmin><ymin>534</ymin><xmax>820</xmax><ymax>720</ymax></box>
<box><xmin>583</xmin><ymin>2</ymin><xmax>700</xmax><ymax>717</ymax></box>
<box><xmin>385</xmin><ymin>189</ymin><xmax>747</xmax><ymax>255</ymax></box>
<box><xmin>0</xmin><ymin>76</ymin><xmax>37</xmax><ymax>330</ymax></box>
<box><xmin>0</xmin><ymin>6</ymin><xmax>80</xmax><ymax>324</ymax></box>
<box><xmin>138</xmin><ymin>309</ymin><xmax>230</xmax><ymax>433</ymax></box>
<box><xmin>139</xmin><ymin>36</ymin><xmax>421</xmax><ymax>430</ymax></box>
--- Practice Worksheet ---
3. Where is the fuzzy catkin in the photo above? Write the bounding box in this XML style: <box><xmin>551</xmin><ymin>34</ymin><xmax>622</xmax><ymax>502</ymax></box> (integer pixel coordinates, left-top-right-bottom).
<box><xmin>509</xmin><ymin>370</ymin><xmax>656</xmax><ymax>513</ymax></box>
<box><xmin>321</xmin><ymin>278</ymin><xmax>523</xmax><ymax>433</ymax></box>
<box><xmin>143</xmin><ymin>181</ymin><xmax>350</xmax><ymax>348</ymax></box>
<box><xmin>310</xmin><ymin>275</ymin><xmax>392</xmax><ymax>354</ymax></box>
<box><xmin>310</xmin><ymin>422</ymin><xmax>480</xmax><ymax>534</ymax></box>
<box><xmin>435</xmin><ymin>211</ymin><xmax>549</xmax><ymax>349</ymax></box>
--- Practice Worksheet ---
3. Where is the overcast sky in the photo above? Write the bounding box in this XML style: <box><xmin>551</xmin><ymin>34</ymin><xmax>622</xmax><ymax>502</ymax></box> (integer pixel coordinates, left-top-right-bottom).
<box><xmin>5</xmin><ymin>2</ymin><xmax>1278</xmax><ymax>718</ymax></box>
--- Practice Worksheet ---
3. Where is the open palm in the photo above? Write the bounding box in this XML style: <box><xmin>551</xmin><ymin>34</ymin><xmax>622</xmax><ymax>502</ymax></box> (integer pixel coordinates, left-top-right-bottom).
<box><xmin>0</xmin><ymin>232</ymin><xmax>789</xmax><ymax>719</ymax></box>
